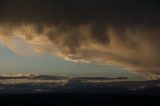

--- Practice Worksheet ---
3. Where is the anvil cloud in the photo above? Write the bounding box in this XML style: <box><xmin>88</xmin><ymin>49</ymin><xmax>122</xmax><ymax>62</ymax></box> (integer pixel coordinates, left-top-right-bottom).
<box><xmin>0</xmin><ymin>0</ymin><xmax>160</xmax><ymax>79</ymax></box>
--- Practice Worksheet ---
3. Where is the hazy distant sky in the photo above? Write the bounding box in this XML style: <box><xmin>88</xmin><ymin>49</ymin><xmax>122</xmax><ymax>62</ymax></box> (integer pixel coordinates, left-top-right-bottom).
<box><xmin>0</xmin><ymin>45</ymin><xmax>146</xmax><ymax>81</ymax></box>
<box><xmin>0</xmin><ymin>0</ymin><xmax>159</xmax><ymax>80</ymax></box>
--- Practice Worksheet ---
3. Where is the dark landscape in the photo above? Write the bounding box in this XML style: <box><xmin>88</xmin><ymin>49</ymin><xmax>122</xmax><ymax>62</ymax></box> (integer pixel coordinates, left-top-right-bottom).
<box><xmin>0</xmin><ymin>75</ymin><xmax>159</xmax><ymax>105</ymax></box>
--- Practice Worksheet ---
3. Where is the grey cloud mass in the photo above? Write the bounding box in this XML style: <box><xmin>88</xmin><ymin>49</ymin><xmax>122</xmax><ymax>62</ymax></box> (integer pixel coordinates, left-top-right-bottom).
<box><xmin>0</xmin><ymin>74</ymin><xmax>127</xmax><ymax>81</ymax></box>
<box><xmin>0</xmin><ymin>0</ymin><xmax>160</xmax><ymax>79</ymax></box>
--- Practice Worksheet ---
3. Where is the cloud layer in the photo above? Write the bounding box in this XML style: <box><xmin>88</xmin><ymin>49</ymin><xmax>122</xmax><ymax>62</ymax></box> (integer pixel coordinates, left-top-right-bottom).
<box><xmin>0</xmin><ymin>73</ymin><xmax>127</xmax><ymax>85</ymax></box>
<box><xmin>0</xmin><ymin>0</ymin><xmax>160</xmax><ymax>79</ymax></box>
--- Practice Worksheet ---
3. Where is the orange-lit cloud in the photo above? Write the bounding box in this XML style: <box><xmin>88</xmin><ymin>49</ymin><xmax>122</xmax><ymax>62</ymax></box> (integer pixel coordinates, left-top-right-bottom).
<box><xmin>0</xmin><ymin>0</ymin><xmax>160</xmax><ymax>79</ymax></box>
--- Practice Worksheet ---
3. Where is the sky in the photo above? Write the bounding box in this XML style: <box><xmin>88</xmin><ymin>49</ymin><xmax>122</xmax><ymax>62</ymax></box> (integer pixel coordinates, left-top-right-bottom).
<box><xmin>0</xmin><ymin>44</ymin><xmax>146</xmax><ymax>81</ymax></box>
<box><xmin>0</xmin><ymin>0</ymin><xmax>159</xmax><ymax>80</ymax></box>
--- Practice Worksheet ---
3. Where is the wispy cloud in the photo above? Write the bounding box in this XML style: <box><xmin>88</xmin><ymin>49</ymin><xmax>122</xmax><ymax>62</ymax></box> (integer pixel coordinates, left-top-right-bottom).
<box><xmin>0</xmin><ymin>1</ymin><xmax>160</xmax><ymax>79</ymax></box>
<box><xmin>0</xmin><ymin>73</ymin><xmax>127</xmax><ymax>84</ymax></box>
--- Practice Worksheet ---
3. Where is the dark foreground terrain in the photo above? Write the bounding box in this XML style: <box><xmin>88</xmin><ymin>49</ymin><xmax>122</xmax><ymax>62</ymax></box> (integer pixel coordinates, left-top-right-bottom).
<box><xmin>0</xmin><ymin>76</ymin><xmax>160</xmax><ymax>105</ymax></box>
<box><xmin>0</xmin><ymin>92</ymin><xmax>160</xmax><ymax>106</ymax></box>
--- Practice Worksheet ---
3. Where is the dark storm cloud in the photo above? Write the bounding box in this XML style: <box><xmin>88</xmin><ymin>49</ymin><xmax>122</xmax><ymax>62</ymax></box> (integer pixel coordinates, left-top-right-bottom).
<box><xmin>0</xmin><ymin>0</ymin><xmax>160</xmax><ymax>79</ymax></box>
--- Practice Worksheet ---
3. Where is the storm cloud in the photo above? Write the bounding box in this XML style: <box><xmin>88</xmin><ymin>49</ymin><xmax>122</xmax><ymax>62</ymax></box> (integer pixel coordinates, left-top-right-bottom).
<box><xmin>0</xmin><ymin>0</ymin><xmax>160</xmax><ymax>79</ymax></box>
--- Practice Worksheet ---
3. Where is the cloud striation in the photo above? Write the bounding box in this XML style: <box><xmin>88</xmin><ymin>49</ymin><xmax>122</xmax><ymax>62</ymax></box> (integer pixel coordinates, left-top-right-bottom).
<box><xmin>0</xmin><ymin>0</ymin><xmax>160</xmax><ymax>79</ymax></box>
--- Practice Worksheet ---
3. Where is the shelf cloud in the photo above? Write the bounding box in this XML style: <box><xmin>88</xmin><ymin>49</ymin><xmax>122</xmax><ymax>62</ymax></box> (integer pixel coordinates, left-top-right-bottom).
<box><xmin>0</xmin><ymin>0</ymin><xmax>160</xmax><ymax>79</ymax></box>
